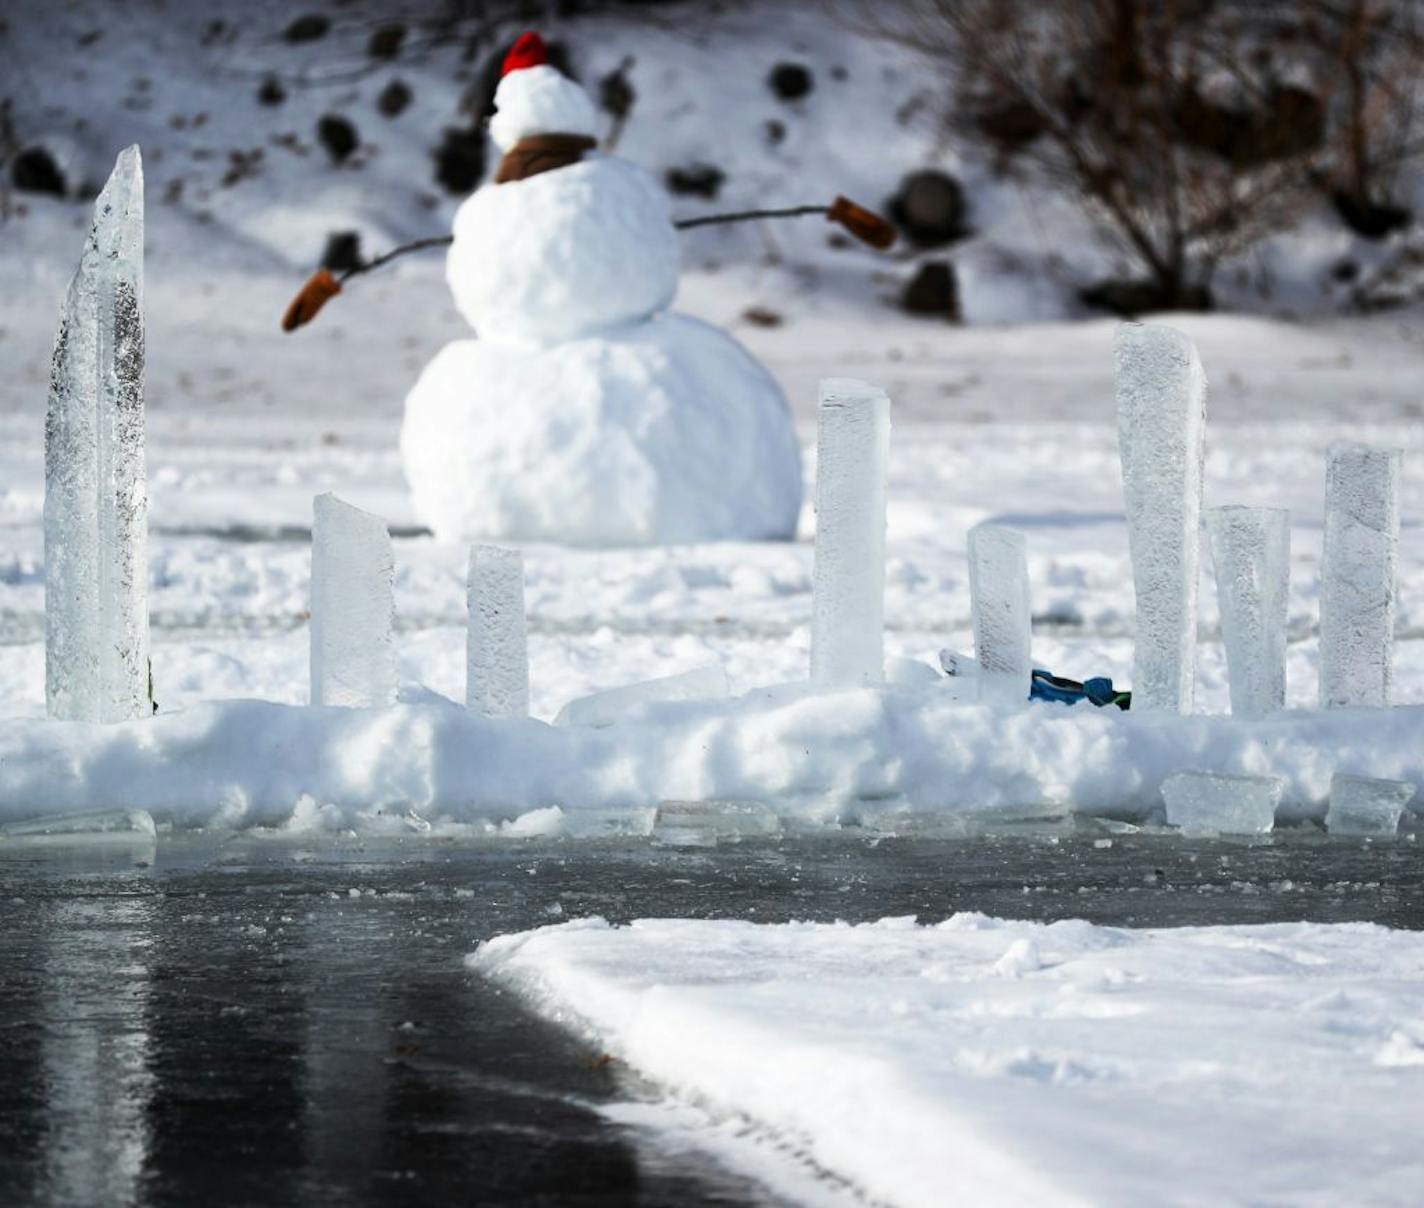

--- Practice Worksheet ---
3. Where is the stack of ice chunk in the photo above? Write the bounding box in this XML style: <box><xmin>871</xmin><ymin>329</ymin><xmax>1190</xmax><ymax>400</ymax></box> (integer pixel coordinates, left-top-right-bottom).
<box><xmin>555</xmin><ymin>664</ymin><xmax>729</xmax><ymax>728</ymax></box>
<box><xmin>467</xmin><ymin>545</ymin><xmax>529</xmax><ymax>719</ymax></box>
<box><xmin>309</xmin><ymin>493</ymin><xmax>397</xmax><ymax>708</ymax></box>
<box><xmin>1327</xmin><ymin>773</ymin><xmax>1415</xmax><ymax>837</ymax></box>
<box><xmin>1205</xmin><ymin>506</ymin><xmax>1289</xmax><ymax>718</ymax></box>
<box><xmin>967</xmin><ymin>523</ymin><xmax>1032</xmax><ymax>706</ymax></box>
<box><xmin>810</xmin><ymin>378</ymin><xmax>891</xmax><ymax>686</ymax></box>
<box><xmin>1114</xmin><ymin>323</ymin><xmax>1207</xmax><ymax>714</ymax></box>
<box><xmin>1320</xmin><ymin>442</ymin><xmax>1401</xmax><ymax>709</ymax></box>
<box><xmin>1161</xmin><ymin>770</ymin><xmax>1283</xmax><ymax>835</ymax></box>
<box><xmin>45</xmin><ymin>145</ymin><xmax>151</xmax><ymax>723</ymax></box>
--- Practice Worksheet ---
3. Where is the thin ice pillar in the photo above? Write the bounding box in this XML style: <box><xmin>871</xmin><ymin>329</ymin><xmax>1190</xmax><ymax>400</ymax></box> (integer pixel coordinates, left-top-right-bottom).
<box><xmin>467</xmin><ymin>545</ymin><xmax>529</xmax><ymax>719</ymax></box>
<box><xmin>1114</xmin><ymin>323</ymin><xmax>1207</xmax><ymax>714</ymax></box>
<box><xmin>1205</xmin><ymin>506</ymin><xmax>1289</xmax><ymax>718</ymax></box>
<box><xmin>45</xmin><ymin>145</ymin><xmax>151</xmax><ymax>722</ymax></box>
<box><xmin>1320</xmin><ymin>442</ymin><xmax>1400</xmax><ymax>709</ymax></box>
<box><xmin>967</xmin><ymin>523</ymin><xmax>1032</xmax><ymax>706</ymax></box>
<box><xmin>310</xmin><ymin>493</ymin><xmax>397</xmax><ymax>708</ymax></box>
<box><xmin>810</xmin><ymin>378</ymin><xmax>890</xmax><ymax>685</ymax></box>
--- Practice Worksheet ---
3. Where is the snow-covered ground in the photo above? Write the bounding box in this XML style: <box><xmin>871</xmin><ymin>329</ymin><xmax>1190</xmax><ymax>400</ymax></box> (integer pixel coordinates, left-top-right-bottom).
<box><xmin>5</xmin><ymin>9</ymin><xmax>1423</xmax><ymax>1204</ymax></box>
<box><xmin>6</xmin><ymin>238</ymin><xmax>1424</xmax><ymax>829</ymax></box>
<box><xmin>3</xmin><ymin>1</ymin><xmax>1424</xmax><ymax>831</ymax></box>
<box><xmin>475</xmin><ymin>914</ymin><xmax>1424</xmax><ymax>1206</ymax></box>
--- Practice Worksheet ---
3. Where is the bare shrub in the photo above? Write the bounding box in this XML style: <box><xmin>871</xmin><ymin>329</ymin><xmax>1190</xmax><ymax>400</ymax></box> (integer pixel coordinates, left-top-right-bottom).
<box><xmin>856</xmin><ymin>0</ymin><xmax>1424</xmax><ymax>311</ymax></box>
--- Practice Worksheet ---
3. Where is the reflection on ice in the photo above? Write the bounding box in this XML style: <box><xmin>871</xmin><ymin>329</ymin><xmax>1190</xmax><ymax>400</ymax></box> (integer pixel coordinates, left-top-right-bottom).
<box><xmin>40</xmin><ymin>896</ymin><xmax>154</xmax><ymax>1206</ymax></box>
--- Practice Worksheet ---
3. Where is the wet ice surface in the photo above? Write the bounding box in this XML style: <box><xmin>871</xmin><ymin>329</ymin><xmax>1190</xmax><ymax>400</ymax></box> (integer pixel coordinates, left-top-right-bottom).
<box><xmin>0</xmin><ymin>829</ymin><xmax>1420</xmax><ymax>1208</ymax></box>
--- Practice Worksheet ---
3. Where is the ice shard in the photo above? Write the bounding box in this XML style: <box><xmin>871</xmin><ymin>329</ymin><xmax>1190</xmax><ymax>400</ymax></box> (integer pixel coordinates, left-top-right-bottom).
<box><xmin>967</xmin><ymin>523</ymin><xmax>1032</xmax><ymax>706</ymax></box>
<box><xmin>309</xmin><ymin>493</ymin><xmax>397</xmax><ymax>708</ymax></box>
<box><xmin>554</xmin><ymin>663</ymin><xmax>729</xmax><ymax>728</ymax></box>
<box><xmin>1320</xmin><ymin>442</ymin><xmax>1400</xmax><ymax>709</ymax></box>
<box><xmin>1161</xmin><ymin>770</ymin><xmax>1283</xmax><ymax>836</ymax></box>
<box><xmin>1114</xmin><ymin>323</ymin><xmax>1206</xmax><ymax>714</ymax></box>
<box><xmin>467</xmin><ymin>544</ymin><xmax>529</xmax><ymax>719</ymax></box>
<box><xmin>810</xmin><ymin>378</ymin><xmax>891</xmax><ymax>685</ymax></box>
<box><xmin>1</xmin><ymin>807</ymin><xmax>156</xmax><ymax>843</ymax></box>
<box><xmin>1327</xmin><ymin>773</ymin><xmax>1415</xmax><ymax>838</ymax></box>
<box><xmin>44</xmin><ymin>145</ymin><xmax>151</xmax><ymax>723</ymax></box>
<box><xmin>1205</xmin><ymin>506</ymin><xmax>1289</xmax><ymax>718</ymax></box>
<box><xmin>652</xmin><ymin>800</ymin><xmax>781</xmax><ymax>847</ymax></box>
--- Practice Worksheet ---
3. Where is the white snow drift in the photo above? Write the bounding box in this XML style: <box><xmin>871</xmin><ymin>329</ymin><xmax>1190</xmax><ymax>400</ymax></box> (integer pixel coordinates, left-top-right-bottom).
<box><xmin>473</xmin><ymin>914</ymin><xmax>1424</xmax><ymax>1207</ymax></box>
<box><xmin>0</xmin><ymin>684</ymin><xmax>1421</xmax><ymax>830</ymax></box>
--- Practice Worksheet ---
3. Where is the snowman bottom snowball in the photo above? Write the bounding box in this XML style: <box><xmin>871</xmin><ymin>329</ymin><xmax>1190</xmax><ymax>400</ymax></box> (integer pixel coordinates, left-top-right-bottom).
<box><xmin>401</xmin><ymin>313</ymin><xmax>803</xmax><ymax>546</ymax></box>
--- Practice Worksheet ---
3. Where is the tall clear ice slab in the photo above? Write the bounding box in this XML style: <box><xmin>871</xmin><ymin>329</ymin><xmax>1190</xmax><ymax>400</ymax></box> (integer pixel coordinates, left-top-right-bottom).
<box><xmin>1320</xmin><ymin>442</ymin><xmax>1400</xmax><ymax>709</ymax></box>
<box><xmin>1205</xmin><ymin>506</ymin><xmax>1288</xmax><ymax>718</ymax></box>
<box><xmin>1114</xmin><ymin>323</ymin><xmax>1206</xmax><ymax>714</ymax></box>
<box><xmin>44</xmin><ymin>145</ymin><xmax>151</xmax><ymax>722</ymax></box>
<box><xmin>967</xmin><ymin>522</ymin><xmax>1032</xmax><ymax>706</ymax></box>
<box><xmin>310</xmin><ymin>493</ymin><xmax>397</xmax><ymax>708</ymax></box>
<box><xmin>467</xmin><ymin>544</ymin><xmax>529</xmax><ymax>719</ymax></box>
<box><xmin>810</xmin><ymin>378</ymin><xmax>890</xmax><ymax>685</ymax></box>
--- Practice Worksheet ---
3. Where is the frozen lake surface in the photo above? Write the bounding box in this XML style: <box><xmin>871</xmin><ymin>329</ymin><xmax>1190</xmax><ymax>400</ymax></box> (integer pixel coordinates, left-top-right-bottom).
<box><xmin>0</xmin><ymin>831</ymin><xmax>1418</xmax><ymax>1207</ymax></box>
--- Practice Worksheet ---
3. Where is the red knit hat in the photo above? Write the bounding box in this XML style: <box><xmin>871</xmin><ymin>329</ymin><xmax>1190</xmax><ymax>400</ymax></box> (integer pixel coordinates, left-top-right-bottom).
<box><xmin>502</xmin><ymin>32</ymin><xmax>548</xmax><ymax>77</ymax></box>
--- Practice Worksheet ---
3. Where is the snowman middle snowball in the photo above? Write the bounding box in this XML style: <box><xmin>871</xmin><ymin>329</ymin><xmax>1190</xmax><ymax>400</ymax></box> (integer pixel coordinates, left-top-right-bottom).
<box><xmin>400</xmin><ymin>34</ymin><xmax>803</xmax><ymax>547</ymax></box>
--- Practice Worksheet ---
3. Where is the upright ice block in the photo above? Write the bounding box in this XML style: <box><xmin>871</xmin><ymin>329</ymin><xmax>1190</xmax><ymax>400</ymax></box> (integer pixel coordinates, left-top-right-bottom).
<box><xmin>1320</xmin><ymin>442</ymin><xmax>1400</xmax><ymax>709</ymax></box>
<box><xmin>310</xmin><ymin>493</ymin><xmax>397</xmax><ymax>708</ymax></box>
<box><xmin>467</xmin><ymin>545</ymin><xmax>529</xmax><ymax>719</ymax></box>
<box><xmin>967</xmin><ymin>523</ymin><xmax>1032</xmax><ymax>706</ymax></box>
<box><xmin>1327</xmin><ymin>773</ymin><xmax>1415</xmax><ymax>837</ymax></box>
<box><xmin>44</xmin><ymin>146</ymin><xmax>151</xmax><ymax>722</ymax></box>
<box><xmin>1205</xmin><ymin>506</ymin><xmax>1288</xmax><ymax>718</ymax></box>
<box><xmin>1161</xmin><ymin>770</ymin><xmax>1283</xmax><ymax>835</ymax></box>
<box><xmin>810</xmin><ymin>379</ymin><xmax>891</xmax><ymax>685</ymax></box>
<box><xmin>1114</xmin><ymin>324</ymin><xmax>1207</xmax><ymax>714</ymax></box>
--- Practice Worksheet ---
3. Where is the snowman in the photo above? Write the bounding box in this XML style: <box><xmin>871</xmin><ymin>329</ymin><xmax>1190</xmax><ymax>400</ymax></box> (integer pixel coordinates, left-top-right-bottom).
<box><xmin>399</xmin><ymin>32</ymin><xmax>804</xmax><ymax>547</ymax></box>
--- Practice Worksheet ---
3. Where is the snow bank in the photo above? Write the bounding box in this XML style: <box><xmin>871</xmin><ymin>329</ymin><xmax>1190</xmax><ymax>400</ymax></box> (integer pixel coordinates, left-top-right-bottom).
<box><xmin>473</xmin><ymin>915</ymin><xmax>1424</xmax><ymax>1207</ymax></box>
<box><xmin>0</xmin><ymin>684</ymin><xmax>1420</xmax><ymax>830</ymax></box>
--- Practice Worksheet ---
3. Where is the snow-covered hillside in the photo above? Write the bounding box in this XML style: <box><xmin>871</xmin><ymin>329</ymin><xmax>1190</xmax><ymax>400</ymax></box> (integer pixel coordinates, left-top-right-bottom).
<box><xmin>5</xmin><ymin>0</ymin><xmax>1424</xmax><ymax>407</ymax></box>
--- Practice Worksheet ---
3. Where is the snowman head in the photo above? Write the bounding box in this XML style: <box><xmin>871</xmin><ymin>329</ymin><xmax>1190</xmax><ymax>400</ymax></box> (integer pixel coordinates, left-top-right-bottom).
<box><xmin>488</xmin><ymin>33</ymin><xmax>598</xmax><ymax>152</ymax></box>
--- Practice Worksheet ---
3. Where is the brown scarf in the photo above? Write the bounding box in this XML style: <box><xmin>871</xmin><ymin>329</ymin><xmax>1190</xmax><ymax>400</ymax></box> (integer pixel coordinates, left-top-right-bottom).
<box><xmin>494</xmin><ymin>133</ymin><xmax>598</xmax><ymax>184</ymax></box>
